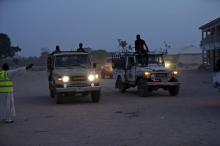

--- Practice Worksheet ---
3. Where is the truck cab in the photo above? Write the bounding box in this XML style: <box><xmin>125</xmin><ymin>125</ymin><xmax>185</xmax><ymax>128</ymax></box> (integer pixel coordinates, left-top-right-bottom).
<box><xmin>112</xmin><ymin>51</ymin><xmax>180</xmax><ymax>96</ymax></box>
<box><xmin>47</xmin><ymin>51</ymin><xmax>101</xmax><ymax>104</ymax></box>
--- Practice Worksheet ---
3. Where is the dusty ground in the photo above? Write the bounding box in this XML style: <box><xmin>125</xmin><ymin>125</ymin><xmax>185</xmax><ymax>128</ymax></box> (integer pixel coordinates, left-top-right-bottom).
<box><xmin>0</xmin><ymin>70</ymin><xmax>220</xmax><ymax>146</ymax></box>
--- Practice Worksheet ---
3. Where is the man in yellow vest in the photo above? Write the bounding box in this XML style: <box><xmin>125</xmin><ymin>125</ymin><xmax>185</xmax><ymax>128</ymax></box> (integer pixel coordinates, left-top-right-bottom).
<box><xmin>0</xmin><ymin>63</ymin><xmax>33</xmax><ymax>123</ymax></box>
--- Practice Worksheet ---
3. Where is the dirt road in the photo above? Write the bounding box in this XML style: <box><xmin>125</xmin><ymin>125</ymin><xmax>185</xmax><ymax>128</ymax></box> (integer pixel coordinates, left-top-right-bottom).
<box><xmin>0</xmin><ymin>70</ymin><xmax>220</xmax><ymax>146</ymax></box>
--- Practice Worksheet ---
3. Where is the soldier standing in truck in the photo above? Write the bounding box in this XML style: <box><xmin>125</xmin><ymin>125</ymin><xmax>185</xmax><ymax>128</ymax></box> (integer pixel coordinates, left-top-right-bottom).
<box><xmin>135</xmin><ymin>34</ymin><xmax>149</xmax><ymax>65</ymax></box>
<box><xmin>77</xmin><ymin>43</ymin><xmax>86</xmax><ymax>52</ymax></box>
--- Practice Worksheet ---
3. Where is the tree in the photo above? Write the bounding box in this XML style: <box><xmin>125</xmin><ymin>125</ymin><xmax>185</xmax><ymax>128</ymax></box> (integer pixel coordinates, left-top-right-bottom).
<box><xmin>0</xmin><ymin>33</ymin><xmax>21</xmax><ymax>60</ymax></box>
<box><xmin>39</xmin><ymin>48</ymin><xmax>50</xmax><ymax>66</ymax></box>
<box><xmin>40</xmin><ymin>48</ymin><xmax>50</xmax><ymax>57</ymax></box>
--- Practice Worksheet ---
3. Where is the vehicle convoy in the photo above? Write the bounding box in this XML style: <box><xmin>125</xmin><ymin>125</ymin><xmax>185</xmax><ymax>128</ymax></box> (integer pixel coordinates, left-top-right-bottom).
<box><xmin>101</xmin><ymin>57</ymin><xmax>113</xmax><ymax>79</ymax></box>
<box><xmin>112</xmin><ymin>51</ymin><xmax>180</xmax><ymax>96</ymax></box>
<box><xmin>47</xmin><ymin>51</ymin><xmax>101</xmax><ymax>104</ymax></box>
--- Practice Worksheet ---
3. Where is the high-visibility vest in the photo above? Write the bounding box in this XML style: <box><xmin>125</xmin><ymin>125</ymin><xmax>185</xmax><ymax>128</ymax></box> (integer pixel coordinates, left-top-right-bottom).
<box><xmin>0</xmin><ymin>70</ymin><xmax>13</xmax><ymax>93</ymax></box>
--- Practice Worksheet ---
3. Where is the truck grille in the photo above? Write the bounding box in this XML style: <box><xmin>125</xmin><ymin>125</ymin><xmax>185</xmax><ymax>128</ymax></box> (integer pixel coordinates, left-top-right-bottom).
<box><xmin>70</xmin><ymin>75</ymin><xmax>87</xmax><ymax>82</ymax></box>
<box><xmin>155</xmin><ymin>73</ymin><xmax>168</xmax><ymax>78</ymax></box>
<box><xmin>68</xmin><ymin>83</ymin><xmax>88</xmax><ymax>87</ymax></box>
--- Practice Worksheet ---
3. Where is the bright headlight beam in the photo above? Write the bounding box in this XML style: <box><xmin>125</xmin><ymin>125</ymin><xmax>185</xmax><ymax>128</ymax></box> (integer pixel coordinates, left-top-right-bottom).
<box><xmin>62</xmin><ymin>76</ymin><xmax>70</xmax><ymax>83</ymax></box>
<box><xmin>144</xmin><ymin>72</ymin><xmax>151</xmax><ymax>76</ymax></box>
<box><xmin>173</xmin><ymin>71</ymin><xmax>178</xmax><ymax>75</ymax></box>
<box><xmin>165</xmin><ymin>62</ymin><xmax>171</xmax><ymax>68</ymax></box>
<box><xmin>88</xmin><ymin>74</ymin><xmax>95</xmax><ymax>82</ymax></box>
<box><xmin>95</xmin><ymin>74</ymin><xmax>99</xmax><ymax>79</ymax></box>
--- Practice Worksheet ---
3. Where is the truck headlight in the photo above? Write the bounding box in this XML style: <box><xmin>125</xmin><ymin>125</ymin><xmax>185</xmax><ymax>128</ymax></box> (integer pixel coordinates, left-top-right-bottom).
<box><xmin>95</xmin><ymin>74</ymin><xmax>99</xmax><ymax>79</ymax></box>
<box><xmin>88</xmin><ymin>74</ymin><xmax>99</xmax><ymax>82</ymax></box>
<box><xmin>165</xmin><ymin>62</ymin><xmax>171</xmax><ymax>68</ymax></box>
<box><xmin>172</xmin><ymin>71</ymin><xmax>178</xmax><ymax>76</ymax></box>
<box><xmin>62</xmin><ymin>76</ymin><xmax>70</xmax><ymax>83</ymax></box>
<box><xmin>144</xmin><ymin>72</ymin><xmax>151</xmax><ymax>78</ymax></box>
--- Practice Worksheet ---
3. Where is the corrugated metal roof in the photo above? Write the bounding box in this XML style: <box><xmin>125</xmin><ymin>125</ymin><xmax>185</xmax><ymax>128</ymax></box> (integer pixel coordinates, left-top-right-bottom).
<box><xmin>199</xmin><ymin>17</ymin><xmax>220</xmax><ymax>30</ymax></box>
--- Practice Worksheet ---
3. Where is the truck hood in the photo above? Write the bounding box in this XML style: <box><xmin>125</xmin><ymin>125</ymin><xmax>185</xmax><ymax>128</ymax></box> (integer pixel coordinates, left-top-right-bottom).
<box><xmin>53</xmin><ymin>67</ymin><xmax>95</xmax><ymax>76</ymax></box>
<box><xmin>140</xmin><ymin>64</ymin><xmax>170</xmax><ymax>72</ymax></box>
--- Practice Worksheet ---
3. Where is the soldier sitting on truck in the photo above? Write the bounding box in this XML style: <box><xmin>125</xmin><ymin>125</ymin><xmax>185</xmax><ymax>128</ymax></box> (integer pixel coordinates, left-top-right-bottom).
<box><xmin>77</xmin><ymin>43</ymin><xmax>86</xmax><ymax>52</ymax></box>
<box><xmin>135</xmin><ymin>34</ymin><xmax>149</xmax><ymax>65</ymax></box>
<box><xmin>51</xmin><ymin>45</ymin><xmax>61</xmax><ymax>55</ymax></box>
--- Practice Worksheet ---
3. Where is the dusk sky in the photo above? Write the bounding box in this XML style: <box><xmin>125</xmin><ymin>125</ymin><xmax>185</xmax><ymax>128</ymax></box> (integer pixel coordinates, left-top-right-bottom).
<box><xmin>0</xmin><ymin>0</ymin><xmax>220</xmax><ymax>56</ymax></box>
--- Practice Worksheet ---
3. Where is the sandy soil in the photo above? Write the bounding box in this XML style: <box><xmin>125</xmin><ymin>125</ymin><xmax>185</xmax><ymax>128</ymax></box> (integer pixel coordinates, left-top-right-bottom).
<box><xmin>0</xmin><ymin>70</ymin><xmax>220</xmax><ymax>146</ymax></box>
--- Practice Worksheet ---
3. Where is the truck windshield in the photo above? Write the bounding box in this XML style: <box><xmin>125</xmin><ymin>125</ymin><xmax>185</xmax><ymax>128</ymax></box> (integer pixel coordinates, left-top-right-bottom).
<box><xmin>148</xmin><ymin>55</ymin><xmax>164</xmax><ymax>65</ymax></box>
<box><xmin>55</xmin><ymin>54</ymin><xmax>91</xmax><ymax>67</ymax></box>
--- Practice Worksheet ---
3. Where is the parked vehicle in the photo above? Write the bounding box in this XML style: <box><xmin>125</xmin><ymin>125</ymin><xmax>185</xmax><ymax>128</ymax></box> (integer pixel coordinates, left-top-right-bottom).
<box><xmin>47</xmin><ymin>51</ymin><xmax>101</xmax><ymax>104</ymax></box>
<box><xmin>101</xmin><ymin>57</ymin><xmax>113</xmax><ymax>79</ymax></box>
<box><xmin>112</xmin><ymin>51</ymin><xmax>180</xmax><ymax>96</ymax></box>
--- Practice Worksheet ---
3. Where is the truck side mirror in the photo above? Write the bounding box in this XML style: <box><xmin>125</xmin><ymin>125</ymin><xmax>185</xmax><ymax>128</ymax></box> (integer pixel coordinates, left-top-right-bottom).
<box><xmin>93</xmin><ymin>63</ymin><xmax>97</xmax><ymax>69</ymax></box>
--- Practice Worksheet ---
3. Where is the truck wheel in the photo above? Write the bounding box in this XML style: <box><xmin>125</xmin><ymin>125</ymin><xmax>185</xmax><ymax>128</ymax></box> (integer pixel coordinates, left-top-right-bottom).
<box><xmin>91</xmin><ymin>91</ymin><xmax>101</xmax><ymax>102</ymax></box>
<box><xmin>218</xmin><ymin>84</ymin><xmax>220</xmax><ymax>92</ymax></box>
<box><xmin>117</xmin><ymin>77</ymin><xmax>126</xmax><ymax>93</ymax></box>
<box><xmin>137</xmin><ymin>79</ymin><xmax>148</xmax><ymax>97</ymax></box>
<box><xmin>214</xmin><ymin>82</ymin><xmax>218</xmax><ymax>88</ymax></box>
<box><xmin>55</xmin><ymin>93</ymin><xmax>63</xmax><ymax>104</ymax></box>
<box><xmin>50</xmin><ymin>89</ymin><xmax>55</xmax><ymax>98</ymax></box>
<box><xmin>168</xmin><ymin>78</ymin><xmax>179</xmax><ymax>96</ymax></box>
<box><xmin>169</xmin><ymin>85</ymin><xmax>180</xmax><ymax>96</ymax></box>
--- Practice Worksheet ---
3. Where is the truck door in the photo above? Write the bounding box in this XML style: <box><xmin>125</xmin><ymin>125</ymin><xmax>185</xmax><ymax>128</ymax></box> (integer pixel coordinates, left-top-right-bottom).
<box><xmin>126</xmin><ymin>56</ymin><xmax>136</xmax><ymax>82</ymax></box>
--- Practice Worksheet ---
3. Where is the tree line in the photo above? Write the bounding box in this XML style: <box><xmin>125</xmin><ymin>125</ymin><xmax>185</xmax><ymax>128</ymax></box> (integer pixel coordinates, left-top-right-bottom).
<box><xmin>0</xmin><ymin>33</ymin><xmax>112</xmax><ymax>67</ymax></box>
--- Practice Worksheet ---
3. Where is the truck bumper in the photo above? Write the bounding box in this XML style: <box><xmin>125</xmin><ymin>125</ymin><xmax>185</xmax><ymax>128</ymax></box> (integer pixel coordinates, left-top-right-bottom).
<box><xmin>147</xmin><ymin>82</ymin><xmax>180</xmax><ymax>86</ymax></box>
<box><xmin>56</xmin><ymin>86</ymin><xmax>101</xmax><ymax>93</ymax></box>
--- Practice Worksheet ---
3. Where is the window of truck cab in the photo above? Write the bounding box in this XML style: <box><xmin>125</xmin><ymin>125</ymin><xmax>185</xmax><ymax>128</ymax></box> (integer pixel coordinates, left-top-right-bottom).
<box><xmin>148</xmin><ymin>54</ymin><xmax>164</xmax><ymax>65</ymax></box>
<box><xmin>54</xmin><ymin>54</ymin><xmax>91</xmax><ymax>68</ymax></box>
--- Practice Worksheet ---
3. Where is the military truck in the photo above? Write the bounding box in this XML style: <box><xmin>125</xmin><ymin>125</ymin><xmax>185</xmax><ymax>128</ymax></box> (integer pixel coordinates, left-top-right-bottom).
<box><xmin>101</xmin><ymin>57</ymin><xmax>113</xmax><ymax>79</ymax></box>
<box><xmin>112</xmin><ymin>51</ymin><xmax>180</xmax><ymax>96</ymax></box>
<box><xmin>47</xmin><ymin>51</ymin><xmax>101</xmax><ymax>104</ymax></box>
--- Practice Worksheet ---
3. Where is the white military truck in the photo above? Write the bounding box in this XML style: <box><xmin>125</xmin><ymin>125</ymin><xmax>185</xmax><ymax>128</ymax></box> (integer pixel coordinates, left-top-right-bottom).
<box><xmin>112</xmin><ymin>51</ymin><xmax>180</xmax><ymax>96</ymax></box>
<box><xmin>47</xmin><ymin>51</ymin><xmax>101</xmax><ymax>104</ymax></box>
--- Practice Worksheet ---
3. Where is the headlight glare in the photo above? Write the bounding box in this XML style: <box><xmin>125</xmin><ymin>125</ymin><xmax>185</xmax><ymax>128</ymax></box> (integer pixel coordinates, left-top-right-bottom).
<box><xmin>165</xmin><ymin>62</ymin><xmax>171</xmax><ymax>68</ymax></box>
<box><xmin>88</xmin><ymin>74</ymin><xmax>95</xmax><ymax>81</ymax></box>
<box><xmin>144</xmin><ymin>72</ymin><xmax>151</xmax><ymax>78</ymax></box>
<box><xmin>172</xmin><ymin>71</ymin><xmax>178</xmax><ymax>76</ymax></box>
<box><xmin>62</xmin><ymin>76</ymin><xmax>70</xmax><ymax>83</ymax></box>
<box><xmin>95</xmin><ymin>74</ymin><xmax>99</xmax><ymax>79</ymax></box>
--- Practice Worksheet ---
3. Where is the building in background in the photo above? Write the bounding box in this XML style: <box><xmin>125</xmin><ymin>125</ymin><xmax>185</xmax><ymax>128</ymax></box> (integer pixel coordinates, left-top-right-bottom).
<box><xmin>199</xmin><ymin>17</ymin><xmax>220</xmax><ymax>71</ymax></box>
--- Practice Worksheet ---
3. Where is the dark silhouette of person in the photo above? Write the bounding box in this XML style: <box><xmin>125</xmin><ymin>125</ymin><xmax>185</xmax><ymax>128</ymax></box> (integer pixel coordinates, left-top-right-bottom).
<box><xmin>54</xmin><ymin>45</ymin><xmax>61</xmax><ymax>53</ymax></box>
<box><xmin>135</xmin><ymin>34</ymin><xmax>149</xmax><ymax>54</ymax></box>
<box><xmin>48</xmin><ymin>45</ymin><xmax>61</xmax><ymax>81</ymax></box>
<box><xmin>77</xmin><ymin>43</ymin><xmax>86</xmax><ymax>52</ymax></box>
<box><xmin>135</xmin><ymin>34</ymin><xmax>149</xmax><ymax>65</ymax></box>
<box><xmin>51</xmin><ymin>45</ymin><xmax>61</xmax><ymax>55</ymax></box>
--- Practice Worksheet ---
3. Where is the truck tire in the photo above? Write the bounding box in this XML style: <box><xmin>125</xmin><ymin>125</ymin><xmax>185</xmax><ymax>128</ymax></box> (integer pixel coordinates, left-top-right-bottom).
<box><xmin>169</xmin><ymin>85</ymin><xmax>180</xmax><ymax>96</ymax></box>
<box><xmin>169</xmin><ymin>78</ymin><xmax>179</xmax><ymax>96</ymax></box>
<box><xmin>50</xmin><ymin>89</ymin><xmax>55</xmax><ymax>98</ymax></box>
<box><xmin>137</xmin><ymin>79</ymin><xmax>148</xmax><ymax>97</ymax></box>
<box><xmin>117</xmin><ymin>77</ymin><xmax>126</xmax><ymax>93</ymax></box>
<box><xmin>214</xmin><ymin>82</ymin><xmax>218</xmax><ymax>88</ymax></box>
<box><xmin>91</xmin><ymin>91</ymin><xmax>101</xmax><ymax>102</ymax></box>
<box><xmin>55</xmin><ymin>93</ymin><xmax>63</xmax><ymax>104</ymax></box>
